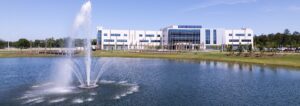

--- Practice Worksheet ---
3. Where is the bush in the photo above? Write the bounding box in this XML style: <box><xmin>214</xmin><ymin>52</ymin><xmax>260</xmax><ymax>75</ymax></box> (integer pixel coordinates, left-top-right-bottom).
<box><xmin>17</xmin><ymin>38</ymin><xmax>30</xmax><ymax>49</ymax></box>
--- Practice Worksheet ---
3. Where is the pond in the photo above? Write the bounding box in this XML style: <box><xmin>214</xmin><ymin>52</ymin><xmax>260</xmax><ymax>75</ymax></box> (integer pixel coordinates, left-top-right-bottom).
<box><xmin>0</xmin><ymin>57</ymin><xmax>300</xmax><ymax>106</ymax></box>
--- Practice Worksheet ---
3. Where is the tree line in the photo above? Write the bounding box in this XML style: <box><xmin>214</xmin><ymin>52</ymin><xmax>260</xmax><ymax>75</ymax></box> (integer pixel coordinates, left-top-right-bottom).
<box><xmin>254</xmin><ymin>29</ymin><xmax>300</xmax><ymax>51</ymax></box>
<box><xmin>0</xmin><ymin>37</ymin><xmax>97</xmax><ymax>49</ymax></box>
<box><xmin>1</xmin><ymin>29</ymin><xmax>299</xmax><ymax>50</ymax></box>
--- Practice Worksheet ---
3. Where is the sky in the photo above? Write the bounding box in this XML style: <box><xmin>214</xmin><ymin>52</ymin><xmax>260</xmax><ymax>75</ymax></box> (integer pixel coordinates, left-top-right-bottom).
<box><xmin>0</xmin><ymin>0</ymin><xmax>300</xmax><ymax>41</ymax></box>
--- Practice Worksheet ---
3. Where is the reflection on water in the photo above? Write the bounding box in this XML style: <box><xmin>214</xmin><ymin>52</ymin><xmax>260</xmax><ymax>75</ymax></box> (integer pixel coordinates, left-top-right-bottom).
<box><xmin>0</xmin><ymin>57</ymin><xmax>300</xmax><ymax>106</ymax></box>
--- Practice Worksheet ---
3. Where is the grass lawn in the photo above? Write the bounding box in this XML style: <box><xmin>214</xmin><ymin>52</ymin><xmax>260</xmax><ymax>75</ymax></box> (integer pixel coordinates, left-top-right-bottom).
<box><xmin>0</xmin><ymin>50</ymin><xmax>300</xmax><ymax>68</ymax></box>
<box><xmin>0</xmin><ymin>51</ymin><xmax>58</xmax><ymax>57</ymax></box>
<box><xmin>92</xmin><ymin>51</ymin><xmax>300</xmax><ymax>68</ymax></box>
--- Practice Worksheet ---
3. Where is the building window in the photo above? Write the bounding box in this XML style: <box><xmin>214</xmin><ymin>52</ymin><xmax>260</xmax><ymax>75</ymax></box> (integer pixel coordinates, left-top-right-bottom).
<box><xmin>213</xmin><ymin>29</ymin><xmax>217</xmax><ymax>44</ymax></box>
<box><xmin>248</xmin><ymin>34</ymin><xmax>252</xmax><ymax>36</ymax></box>
<box><xmin>117</xmin><ymin>39</ymin><xmax>127</xmax><ymax>42</ymax></box>
<box><xmin>229</xmin><ymin>39</ymin><xmax>239</xmax><ymax>42</ymax></box>
<box><xmin>139</xmin><ymin>34</ymin><xmax>143</xmax><ymax>37</ymax></box>
<box><xmin>124</xmin><ymin>34</ymin><xmax>128</xmax><ymax>36</ymax></box>
<box><xmin>157</xmin><ymin>34</ymin><xmax>161</xmax><ymax>37</ymax></box>
<box><xmin>104</xmin><ymin>33</ymin><xmax>108</xmax><ymax>36</ymax></box>
<box><xmin>206</xmin><ymin>29</ymin><xmax>210</xmax><ymax>44</ymax></box>
<box><xmin>151</xmin><ymin>40</ymin><xmax>161</xmax><ymax>42</ymax></box>
<box><xmin>229</xmin><ymin>34</ymin><xmax>233</xmax><ymax>36</ymax></box>
<box><xmin>242</xmin><ymin>39</ymin><xmax>251</xmax><ymax>42</ymax></box>
<box><xmin>97</xmin><ymin>30</ymin><xmax>102</xmax><ymax>44</ymax></box>
<box><xmin>236</xmin><ymin>34</ymin><xmax>245</xmax><ymax>36</ymax></box>
<box><xmin>168</xmin><ymin>29</ymin><xmax>201</xmax><ymax>45</ymax></box>
<box><xmin>104</xmin><ymin>39</ymin><xmax>114</xmax><ymax>42</ymax></box>
<box><xmin>178</xmin><ymin>25</ymin><xmax>202</xmax><ymax>28</ymax></box>
<box><xmin>139</xmin><ymin>40</ymin><xmax>149</xmax><ymax>42</ymax></box>
<box><xmin>145</xmin><ymin>34</ymin><xmax>155</xmax><ymax>37</ymax></box>
<box><xmin>111</xmin><ymin>34</ymin><xmax>121</xmax><ymax>36</ymax></box>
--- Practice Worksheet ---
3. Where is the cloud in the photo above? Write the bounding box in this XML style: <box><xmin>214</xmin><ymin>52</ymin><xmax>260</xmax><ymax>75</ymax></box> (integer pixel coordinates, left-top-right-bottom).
<box><xmin>182</xmin><ymin>0</ymin><xmax>257</xmax><ymax>12</ymax></box>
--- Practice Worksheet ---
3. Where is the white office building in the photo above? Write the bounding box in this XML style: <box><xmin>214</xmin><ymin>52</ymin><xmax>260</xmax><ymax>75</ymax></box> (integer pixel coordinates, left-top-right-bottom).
<box><xmin>97</xmin><ymin>25</ymin><xmax>254</xmax><ymax>50</ymax></box>
<box><xmin>97</xmin><ymin>27</ymin><xmax>161</xmax><ymax>50</ymax></box>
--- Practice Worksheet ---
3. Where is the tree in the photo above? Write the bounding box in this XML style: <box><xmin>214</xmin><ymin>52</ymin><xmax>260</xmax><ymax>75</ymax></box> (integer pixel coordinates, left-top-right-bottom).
<box><xmin>248</xmin><ymin>44</ymin><xmax>252</xmax><ymax>53</ymax></box>
<box><xmin>46</xmin><ymin>37</ymin><xmax>55</xmax><ymax>48</ymax></box>
<box><xmin>293</xmin><ymin>31</ymin><xmax>300</xmax><ymax>36</ymax></box>
<box><xmin>74</xmin><ymin>39</ymin><xmax>84</xmax><ymax>47</ymax></box>
<box><xmin>91</xmin><ymin>39</ymin><xmax>97</xmax><ymax>45</ymax></box>
<box><xmin>33</xmin><ymin>40</ymin><xmax>41</xmax><ymax>47</ymax></box>
<box><xmin>255</xmin><ymin>29</ymin><xmax>300</xmax><ymax>53</ymax></box>
<box><xmin>55</xmin><ymin>38</ymin><xmax>65</xmax><ymax>47</ymax></box>
<box><xmin>284</xmin><ymin>29</ymin><xmax>291</xmax><ymax>35</ymax></box>
<box><xmin>0</xmin><ymin>39</ymin><xmax>6</xmax><ymax>49</ymax></box>
<box><xmin>226</xmin><ymin>45</ymin><xmax>233</xmax><ymax>52</ymax></box>
<box><xmin>17</xmin><ymin>38</ymin><xmax>30</xmax><ymax>49</ymax></box>
<box><xmin>237</xmin><ymin>43</ymin><xmax>244</xmax><ymax>55</ymax></box>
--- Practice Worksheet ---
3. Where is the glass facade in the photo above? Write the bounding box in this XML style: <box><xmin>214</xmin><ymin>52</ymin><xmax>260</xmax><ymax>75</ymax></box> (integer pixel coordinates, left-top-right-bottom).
<box><xmin>97</xmin><ymin>30</ymin><xmax>102</xmax><ymax>45</ymax></box>
<box><xmin>124</xmin><ymin>34</ymin><xmax>128</xmax><ymax>36</ymax></box>
<box><xmin>139</xmin><ymin>34</ymin><xmax>143</xmax><ymax>37</ymax></box>
<box><xmin>205</xmin><ymin>30</ymin><xmax>210</xmax><ymax>44</ymax></box>
<box><xmin>213</xmin><ymin>29</ymin><xmax>217</xmax><ymax>44</ymax></box>
<box><xmin>168</xmin><ymin>29</ymin><xmax>201</xmax><ymax>44</ymax></box>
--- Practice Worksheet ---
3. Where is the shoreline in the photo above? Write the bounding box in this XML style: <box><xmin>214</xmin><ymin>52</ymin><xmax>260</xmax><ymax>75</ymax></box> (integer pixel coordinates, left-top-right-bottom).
<box><xmin>92</xmin><ymin>51</ymin><xmax>300</xmax><ymax>69</ymax></box>
<box><xmin>1</xmin><ymin>50</ymin><xmax>300</xmax><ymax>68</ymax></box>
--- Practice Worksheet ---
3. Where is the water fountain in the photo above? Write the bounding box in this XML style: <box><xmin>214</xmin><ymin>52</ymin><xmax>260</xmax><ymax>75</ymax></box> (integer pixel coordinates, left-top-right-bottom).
<box><xmin>54</xmin><ymin>0</ymin><xmax>102</xmax><ymax>88</ymax></box>
<box><xmin>70</xmin><ymin>0</ymin><xmax>95</xmax><ymax>88</ymax></box>
<box><xmin>17</xmin><ymin>1</ymin><xmax>139</xmax><ymax>105</ymax></box>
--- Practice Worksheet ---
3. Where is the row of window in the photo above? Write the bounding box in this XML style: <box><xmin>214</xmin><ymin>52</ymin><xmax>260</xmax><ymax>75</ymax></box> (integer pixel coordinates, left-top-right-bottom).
<box><xmin>205</xmin><ymin>29</ymin><xmax>217</xmax><ymax>44</ymax></box>
<box><xmin>229</xmin><ymin>39</ymin><xmax>252</xmax><ymax>42</ymax></box>
<box><xmin>117</xmin><ymin>40</ymin><xmax>127</xmax><ymax>42</ymax></box>
<box><xmin>140</xmin><ymin>34</ymin><xmax>160</xmax><ymax>37</ymax></box>
<box><xmin>103</xmin><ymin>33</ymin><xmax>160</xmax><ymax>37</ymax></box>
<box><xmin>229</xmin><ymin>34</ymin><xmax>252</xmax><ymax>36</ymax></box>
<box><xmin>104</xmin><ymin>39</ymin><xmax>128</xmax><ymax>42</ymax></box>
<box><xmin>178</xmin><ymin>25</ymin><xmax>202</xmax><ymax>28</ymax></box>
<box><xmin>103</xmin><ymin>39</ymin><xmax>161</xmax><ymax>43</ymax></box>
<box><xmin>104</xmin><ymin>33</ymin><xmax>126</xmax><ymax>37</ymax></box>
<box><xmin>140</xmin><ymin>40</ymin><xmax>161</xmax><ymax>43</ymax></box>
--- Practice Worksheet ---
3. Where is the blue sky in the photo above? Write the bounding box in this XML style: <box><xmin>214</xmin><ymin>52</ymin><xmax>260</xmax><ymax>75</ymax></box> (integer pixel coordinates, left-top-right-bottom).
<box><xmin>0</xmin><ymin>0</ymin><xmax>300</xmax><ymax>41</ymax></box>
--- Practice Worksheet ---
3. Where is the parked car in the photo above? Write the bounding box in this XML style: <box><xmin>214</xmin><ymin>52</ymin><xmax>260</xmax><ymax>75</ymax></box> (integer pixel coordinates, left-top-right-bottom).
<box><xmin>283</xmin><ymin>48</ymin><xmax>294</xmax><ymax>52</ymax></box>
<box><xmin>277</xmin><ymin>47</ymin><xmax>286</xmax><ymax>51</ymax></box>
<box><xmin>296</xmin><ymin>48</ymin><xmax>300</xmax><ymax>53</ymax></box>
<box><xmin>91</xmin><ymin>45</ymin><xmax>96</xmax><ymax>51</ymax></box>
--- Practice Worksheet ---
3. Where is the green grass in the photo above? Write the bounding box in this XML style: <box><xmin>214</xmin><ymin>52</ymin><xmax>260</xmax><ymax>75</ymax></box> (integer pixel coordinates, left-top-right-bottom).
<box><xmin>92</xmin><ymin>51</ymin><xmax>300</xmax><ymax>68</ymax></box>
<box><xmin>0</xmin><ymin>51</ymin><xmax>59</xmax><ymax>58</ymax></box>
<box><xmin>1</xmin><ymin>50</ymin><xmax>300</xmax><ymax>68</ymax></box>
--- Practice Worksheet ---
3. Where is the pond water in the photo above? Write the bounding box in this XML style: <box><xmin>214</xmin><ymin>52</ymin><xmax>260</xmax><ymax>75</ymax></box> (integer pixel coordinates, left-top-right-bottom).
<box><xmin>0</xmin><ymin>57</ymin><xmax>300</xmax><ymax>106</ymax></box>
